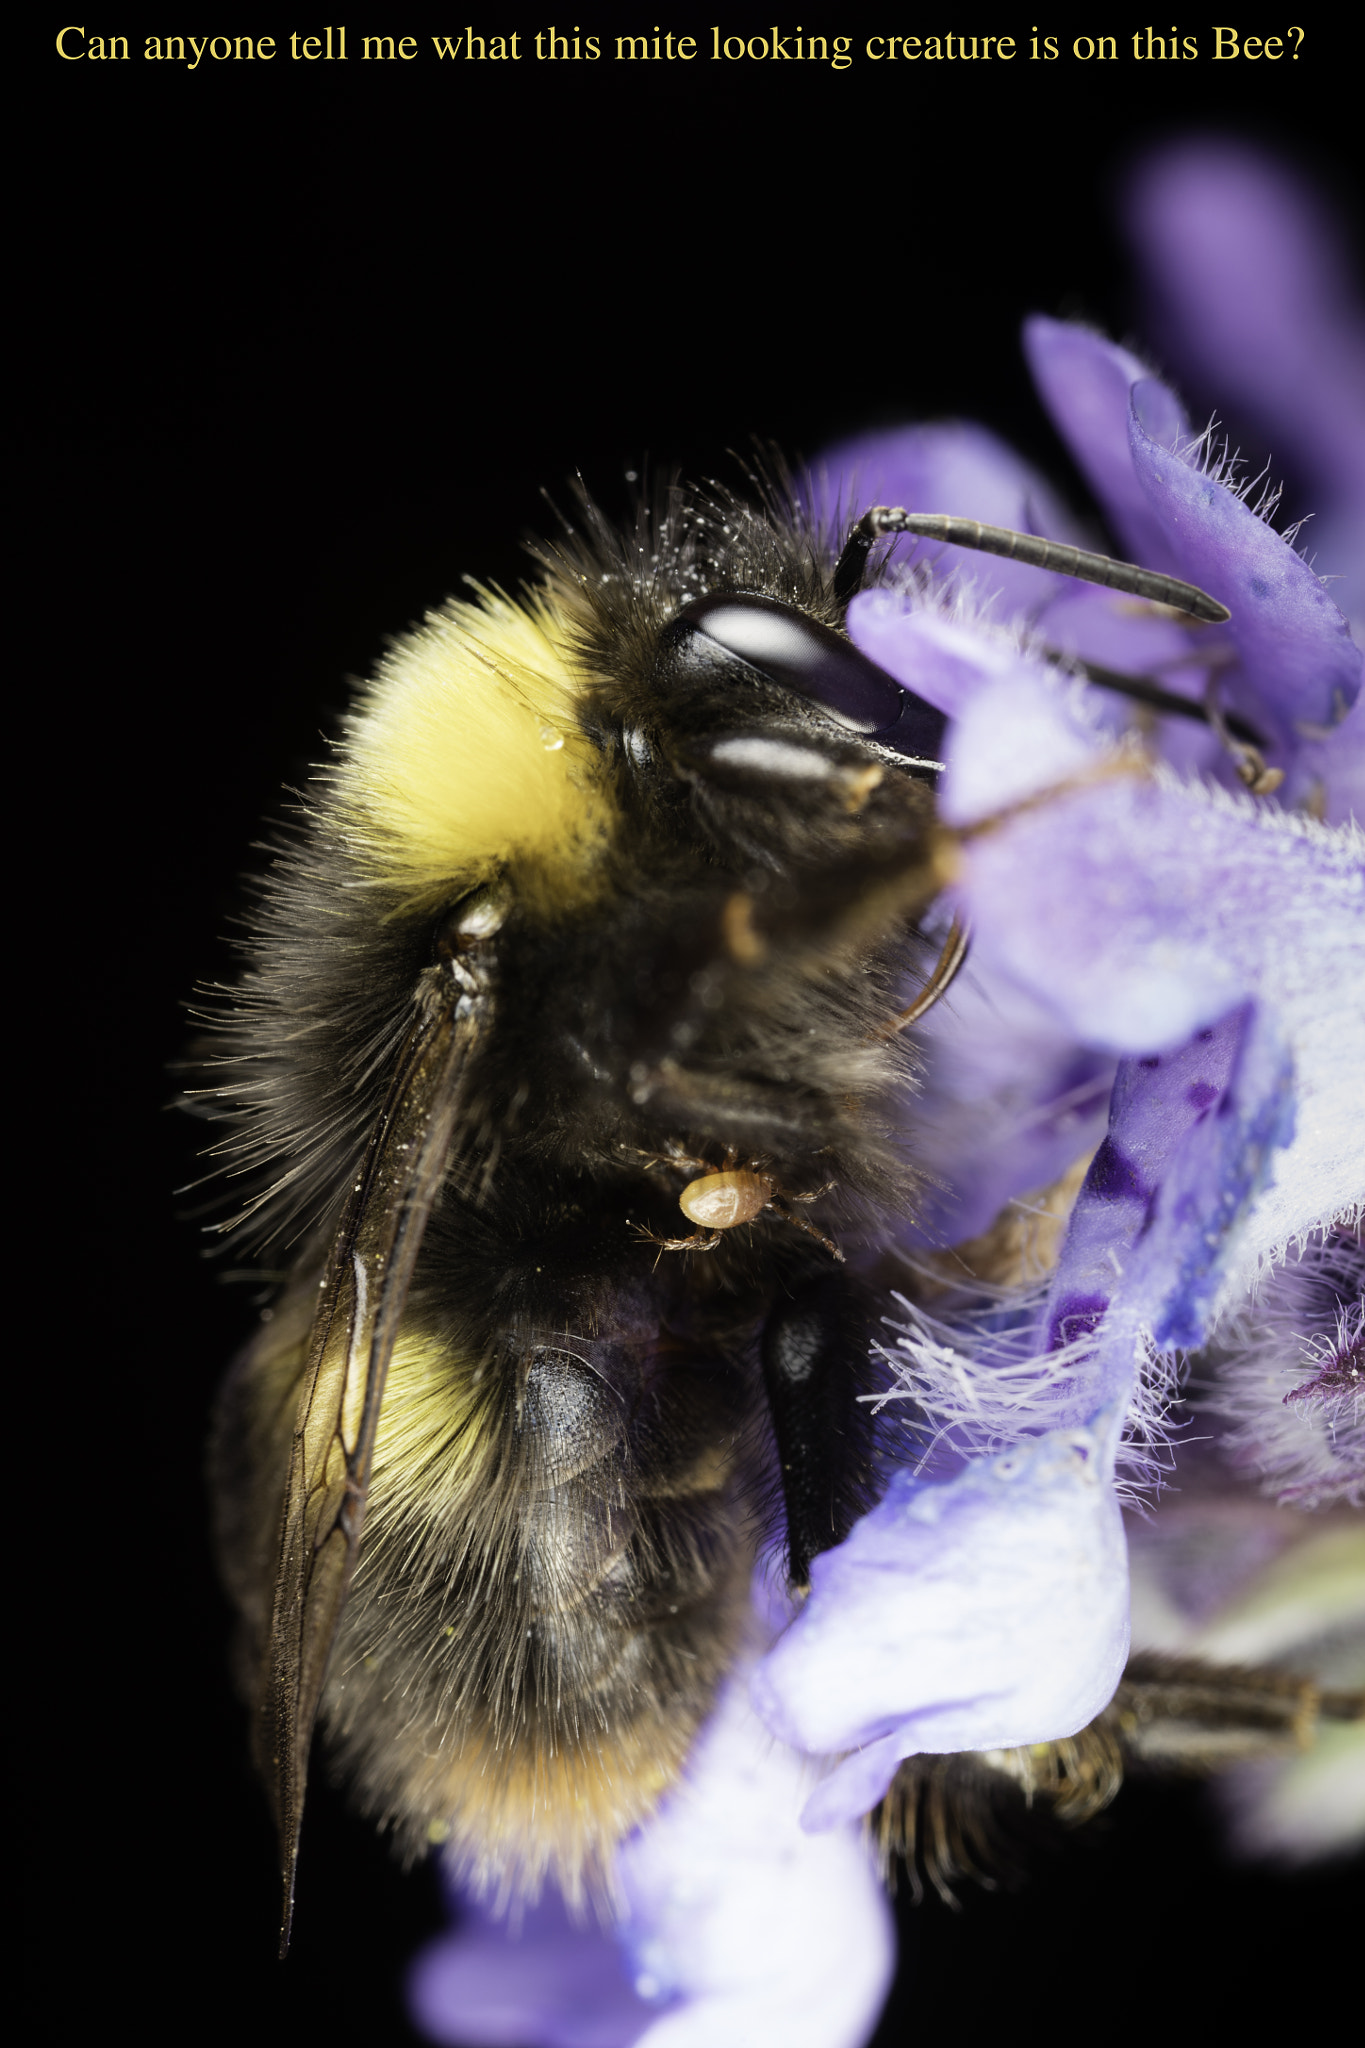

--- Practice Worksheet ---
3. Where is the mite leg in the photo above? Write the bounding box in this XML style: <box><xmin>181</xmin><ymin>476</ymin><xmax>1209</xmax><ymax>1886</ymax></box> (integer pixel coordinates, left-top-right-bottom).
<box><xmin>760</xmin><ymin>1266</ymin><xmax>879</xmax><ymax>1589</ymax></box>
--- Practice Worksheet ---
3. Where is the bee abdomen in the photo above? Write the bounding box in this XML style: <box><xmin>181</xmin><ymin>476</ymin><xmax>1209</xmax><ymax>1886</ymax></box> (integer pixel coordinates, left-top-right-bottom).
<box><xmin>515</xmin><ymin>1348</ymin><xmax>752</xmax><ymax>1676</ymax></box>
<box><xmin>318</xmin><ymin>1319</ymin><xmax>757</xmax><ymax>1893</ymax></box>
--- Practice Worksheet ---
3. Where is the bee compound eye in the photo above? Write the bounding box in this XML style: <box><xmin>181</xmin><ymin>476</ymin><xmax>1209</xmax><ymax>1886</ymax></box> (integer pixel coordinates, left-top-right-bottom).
<box><xmin>663</xmin><ymin>593</ymin><xmax>946</xmax><ymax>765</ymax></box>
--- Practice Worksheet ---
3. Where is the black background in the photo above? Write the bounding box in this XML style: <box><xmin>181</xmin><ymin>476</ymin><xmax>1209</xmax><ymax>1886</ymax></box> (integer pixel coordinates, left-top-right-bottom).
<box><xmin>34</xmin><ymin>16</ymin><xmax>1360</xmax><ymax>2045</ymax></box>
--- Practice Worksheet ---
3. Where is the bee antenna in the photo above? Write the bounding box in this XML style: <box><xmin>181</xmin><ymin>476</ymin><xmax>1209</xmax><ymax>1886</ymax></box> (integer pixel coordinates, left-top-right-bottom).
<box><xmin>833</xmin><ymin>505</ymin><xmax>1231</xmax><ymax>625</ymax></box>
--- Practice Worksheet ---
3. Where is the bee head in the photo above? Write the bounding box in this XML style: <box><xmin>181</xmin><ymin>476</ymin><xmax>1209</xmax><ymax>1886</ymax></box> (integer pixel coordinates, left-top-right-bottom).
<box><xmin>589</xmin><ymin>589</ymin><xmax>945</xmax><ymax>877</ymax></box>
<box><xmin>658</xmin><ymin>593</ymin><xmax>944</xmax><ymax>763</ymax></box>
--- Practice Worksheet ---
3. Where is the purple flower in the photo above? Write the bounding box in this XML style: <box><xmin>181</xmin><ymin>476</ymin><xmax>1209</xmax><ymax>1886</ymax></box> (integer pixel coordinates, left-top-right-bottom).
<box><xmin>763</xmin><ymin>141</ymin><xmax>1363</xmax><ymax>1948</ymax></box>
<box><xmin>1022</xmin><ymin>315</ymin><xmax>1361</xmax><ymax>814</ymax></box>
<box><xmin>750</xmin><ymin>621</ymin><xmax>1363</xmax><ymax>1814</ymax></box>
<box><xmin>410</xmin><ymin>1887</ymin><xmax>657</xmax><ymax>2048</ymax></box>
<box><xmin>412</xmin><ymin>144</ymin><xmax>1365</xmax><ymax>2047</ymax></box>
<box><xmin>830</xmin><ymin>318</ymin><xmax>1362</xmax><ymax>819</ymax></box>
<box><xmin>750</xmin><ymin>1411</ymin><xmax>1131</xmax><ymax>1830</ymax></box>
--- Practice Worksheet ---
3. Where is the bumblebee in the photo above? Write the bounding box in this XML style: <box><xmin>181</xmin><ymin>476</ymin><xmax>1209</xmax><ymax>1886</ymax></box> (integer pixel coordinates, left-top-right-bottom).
<box><xmin>199</xmin><ymin>468</ymin><xmax>1241</xmax><ymax>1949</ymax></box>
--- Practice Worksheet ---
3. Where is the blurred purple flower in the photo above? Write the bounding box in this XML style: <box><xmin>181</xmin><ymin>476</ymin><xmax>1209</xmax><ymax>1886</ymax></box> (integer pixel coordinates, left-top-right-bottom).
<box><xmin>1204</xmin><ymin>1227</ymin><xmax>1364</xmax><ymax>1509</ymax></box>
<box><xmin>411</xmin><ymin>1886</ymin><xmax>657</xmax><ymax>2048</ymax></box>
<box><xmin>1121</xmin><ymin>137</ymin><xmax>1365</xmax><ymax>815</ymax></box>
<box><xmin>412</xmin><ymin>141</ymin><xmax>1365</xmax><ymax>2048</ymax></box>
<box><xmin>1124</xmin><ymin>1446</ymin><xmax>1365</xmax><ymax>1861</ymax></box>
<box><xmin>1122</xmin><ymin>138</ymin><xmax>1365</xmax><ymax>633</ymax></box>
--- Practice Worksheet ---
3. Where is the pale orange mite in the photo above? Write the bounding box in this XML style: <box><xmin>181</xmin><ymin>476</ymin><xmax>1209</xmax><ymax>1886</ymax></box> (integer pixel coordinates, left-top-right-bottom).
<box><xmin>678</xmin><ymin>1170</ymin><xmax>776</xmax><ymax>1230</ymax></box>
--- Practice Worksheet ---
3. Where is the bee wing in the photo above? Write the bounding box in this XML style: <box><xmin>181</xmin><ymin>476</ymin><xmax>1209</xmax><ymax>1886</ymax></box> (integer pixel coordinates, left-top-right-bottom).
<box><xmin>263</xmin><ymin>968</ymin><xmax>488</xmax><ymax>1955</ymax></box>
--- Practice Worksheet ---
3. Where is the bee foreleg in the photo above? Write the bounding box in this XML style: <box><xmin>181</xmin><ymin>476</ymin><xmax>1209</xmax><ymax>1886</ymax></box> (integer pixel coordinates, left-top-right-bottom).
<box><xmin>760</xmin><ymin>1266</ymin><xmax>879</xmax><ymax>1589</ymax></box>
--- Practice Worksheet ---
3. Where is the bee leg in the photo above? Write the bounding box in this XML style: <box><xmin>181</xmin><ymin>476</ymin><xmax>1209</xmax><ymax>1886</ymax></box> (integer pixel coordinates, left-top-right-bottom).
<box><xmin>760</xmin><ymin>1267</ymin><xmax>878</xmax><ymax>1590</ymax></box>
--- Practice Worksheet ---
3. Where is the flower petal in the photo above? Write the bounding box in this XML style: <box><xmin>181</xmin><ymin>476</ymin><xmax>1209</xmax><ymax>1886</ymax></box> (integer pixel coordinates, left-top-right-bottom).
<box><xmin>845</xmin><ymin>593</ymin><xmax>1015</xmax><ymax>721</ymax></box>
<box><xmin>1042</xmin><ymin>1003</ymin><xmax>1292</xmax><ymax>1371</ymax></box>
<box><xmin>1205</xmin><ymin>1228</ymin><xmax>1364</xmax><ymax>1509</ymax></box>
<box><xmin>615</xmin><ymin>1662</ymin><xmax>895</xmax><ymax>2048</ymax></box>
<box><xmin>1127</xmin><ymin>386</ymin><xmax>1362</xmax><ymax>764</ymax></box>
<box><xmin>946</xmin><ymin>755</ymin><xmax>1365</xmax><ymax>1292</ymax></box>
<box><xmin>1031</xmin><ymin>580</ymin><xmax>1227</xmax><ymax>781</ymax></box>
<box><xmin>895</xmin><ymin>952</ymin><xmax>1114</xmax><ymax>1249</ymax></box>
<box><xmin>1022</xmin><ymin>316</ymin><xmax>1186</xmax><ymax>565</ymax></box>
<box><xmin>858</xmin><ymin>610</ymin><xmax>1104</xmax><ymax>821</ymax></box>
<box><xmin>1023</xmin><ymin>315</ymin><xmax>1362</xmax><ymax>802</ymax></box>
<box><xmin>409</xmin><ymin>1891</ymin><xmax>658</xmax><ymax>2048</ymax></box>
<box><xmin>750</xmin><ymin>1413</ymin><xmax>1130</xmax><ymax>1823</ymax></box>
<box><xmin>1299</xmin><ymin>689</ymin><xmax>1365</xmax><ymax>828</ymax></box>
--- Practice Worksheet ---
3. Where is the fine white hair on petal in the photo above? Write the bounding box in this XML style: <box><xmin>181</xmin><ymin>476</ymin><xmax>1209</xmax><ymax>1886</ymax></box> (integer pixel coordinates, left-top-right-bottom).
<box><xmin>1231</xmin><ymin>1194</ymin><xmax>1364</xmax><ymax>1299</ymax></box>
<box><xmin>872</xmin><ymin>1282</ymin><xmax>1183</xmax><ymax>1507</ymax></box>
<box><xmin>875</xmin><ymin>555</ymin><xmax>1034</xmax><ymax>636</ymax></box>
<box><xmin>1153</xmin><ymin>762</ymin><xmax>1365</xmax><ymax>853</ymax></box>
<box><xmin>1169</xmin><ymin>418</ymin><xmax>1296</xmax><ymax>536</ymax></box>
<box><xmin>1202</xmin><ymin>1227</ymin><xmax>1364</xmax><ymax>1508</ymax></box>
